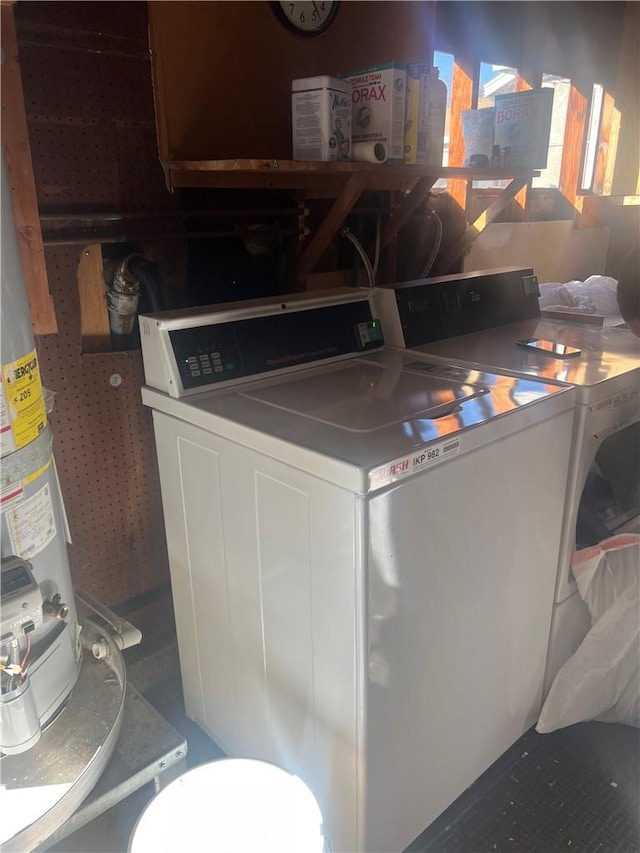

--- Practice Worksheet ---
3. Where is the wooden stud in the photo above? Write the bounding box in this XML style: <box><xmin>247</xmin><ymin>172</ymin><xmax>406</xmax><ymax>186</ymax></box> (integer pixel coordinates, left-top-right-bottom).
<box><xmin>611</xmin><ymin>0</ymin><xmax>640</xmax><ymax>195</ymax></box>
<box><xmin>447</xmin><ymin>56</ymin><xmax>475</xmax><ymax>210</ymax></box>
<box><xmin>1</xmin><ymin>4</ymin><xmax>57</xmax><ymax>335</ymax></box>
<box><xmin>77</xmin><ymin>245</ymin><xmax>111</xmax><ymax>353</ymax></box>
<box><xmin>559</xmin><ymin>86</ymin><xmax>588</xmax><ymax>207</ymax></box>
<box><xmin>603</xmin><ymin>104</ymin><xmax>622</xmax><ymax>198</ymax></box>
<box><xmin>591</xmin><ymin>91</ymin><xmax>615</xmax><ymax>195</ymax></box>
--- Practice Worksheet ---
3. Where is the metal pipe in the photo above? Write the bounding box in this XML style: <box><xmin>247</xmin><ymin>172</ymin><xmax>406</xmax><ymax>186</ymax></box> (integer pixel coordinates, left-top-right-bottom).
<box><xmin>42</xmin><ymin>228</ymin><xmax>300</xmax><ymax>246</ymax></box>
<box><xmin>39</xmin><ymin>208</ymin><xmax>306</xmax><ymax>222</ymax></box>
<box><xmin>39</xmin><ymin>206</ymin><xmax>391</xmax><ymax>224</ymax></box>
<box><xmin>106</xmin><ymin>254</ymin><xmax>141</xmax><ymax>344</ymax></box>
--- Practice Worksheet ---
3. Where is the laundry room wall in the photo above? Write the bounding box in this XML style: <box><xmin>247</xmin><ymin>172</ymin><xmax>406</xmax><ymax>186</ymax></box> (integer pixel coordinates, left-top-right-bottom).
<box><xmin>149</xmin><ymin>0</ymin><xmax>437</xmax><ymax>161</ymax></box>
<box><xmin>7</xmin><ymin>0</ymin><xmax>438</xmax><ymax>608</ymax></box>
<box><xmin>11</xmin><ymin>1</ymin><xmax>176</xmax><ymax>606</ymax></box>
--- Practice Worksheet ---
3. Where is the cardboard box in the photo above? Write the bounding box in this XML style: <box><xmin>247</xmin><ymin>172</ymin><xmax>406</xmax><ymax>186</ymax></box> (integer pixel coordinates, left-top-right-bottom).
<box><xmin>461</xmin><ymin>108</ymin><xmax>496</xmax><ymax>165</ymax></box>
<box><xmin>493</xmin><ymin>88</ymin><xmax>554</xmax><ymax>169</ymax></box>
<box><xmin>340</xmin><ymin>62</ymin><xmax>407</xmax><ymax>163</ymax></box>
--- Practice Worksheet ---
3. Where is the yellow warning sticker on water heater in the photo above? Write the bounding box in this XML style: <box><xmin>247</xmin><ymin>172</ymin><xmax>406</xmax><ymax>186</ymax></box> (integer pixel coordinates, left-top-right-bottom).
<box><xmin>1</xmin><ymin>349</ymin><xmax>47</xmax><ymax>452</ymax></box>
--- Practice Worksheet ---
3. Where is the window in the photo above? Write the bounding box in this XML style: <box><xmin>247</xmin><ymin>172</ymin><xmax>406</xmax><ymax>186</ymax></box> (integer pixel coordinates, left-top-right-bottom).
<box><xmin>472</xmin><ymin>62</ymin><xmax>519</xmax><ymax>189</ymax></box>
<box><xmin>581</xmin><ymin>84</ymin><xmax>604</xmax><ymax>191</ymax></box>
<box><xmin>434</xmin><ymin>50</ymin><xmax>454</xmax><ymax>167</ymax></box>
<box><xmin>478</xmin><ymin>62</ymin><xmax>518</xmax><ymax>108</ymax></box>
<box><xmin>532</xmin><ymin>74</ymin><xmax>571</xmax><ymax>189</ymax></box>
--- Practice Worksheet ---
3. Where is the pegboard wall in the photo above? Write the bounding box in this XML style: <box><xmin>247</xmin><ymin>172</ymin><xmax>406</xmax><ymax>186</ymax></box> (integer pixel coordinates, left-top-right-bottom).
<box><xmin>15</xmin><ymin>2</ymin><xmax>179</xmax><ymax>606</ymax></box>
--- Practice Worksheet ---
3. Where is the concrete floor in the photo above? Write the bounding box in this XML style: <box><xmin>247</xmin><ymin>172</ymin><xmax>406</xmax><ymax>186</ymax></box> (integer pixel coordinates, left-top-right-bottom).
<box><xmin>46</xmin><ymin>596</ymin><xmax>222</xmax><ymax>853</ymax></box>
<box><xmin>45</xmin><ymin>594</ymin><xmax>640</xmax><ymax>853</ymax></box>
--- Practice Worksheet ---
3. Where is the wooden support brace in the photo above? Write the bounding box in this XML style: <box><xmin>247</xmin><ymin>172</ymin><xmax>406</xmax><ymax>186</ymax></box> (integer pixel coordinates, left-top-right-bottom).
<box><xmin>439</xmin><ymin>176</ymin><xmax>529</xmax><ymax>272</ymax></box>
<box><xmin>298</xmin><ymin>172</ymin><xmax>366</xmax><ymax>277</ymax></box>
<box><xmin>381</xmin><ymin>176</ymin><xmax>437</xmax><ymax>248</ymax></box>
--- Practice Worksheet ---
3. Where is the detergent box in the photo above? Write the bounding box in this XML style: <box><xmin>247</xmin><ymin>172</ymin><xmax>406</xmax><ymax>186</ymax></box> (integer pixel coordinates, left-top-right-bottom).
<box><xmin>292</xmin><ymin>76</ymin><xmax>352</xmax><ymax>161</ymax></box>
<box><xmin>340</xmin><ymin>62</ymin><xmax>407</xmax><ymax>163</ymax></box>
<box><xmin>493</xmin><ymin>88</ymin><xmax>554</xmax><ymax>169</ymax></box>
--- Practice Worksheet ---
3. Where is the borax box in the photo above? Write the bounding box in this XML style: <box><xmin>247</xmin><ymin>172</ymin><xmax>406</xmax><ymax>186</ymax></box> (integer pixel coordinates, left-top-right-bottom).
<box><xmin>340</xmin><ymin>62</ymin><xmax>407</xmax><ymax>163</ymax></box>
<box><xmin>493</xmin><ymin>88</ymin><xmax>554</xmax><ymax>169</ymax></box>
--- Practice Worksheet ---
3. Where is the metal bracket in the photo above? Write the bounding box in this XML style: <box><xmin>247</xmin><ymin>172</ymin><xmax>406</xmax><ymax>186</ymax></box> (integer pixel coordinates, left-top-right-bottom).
<box><xmin>75</xmin><ymin>588</ymin><xmax>142</xmax><ymax>659</ymax></box>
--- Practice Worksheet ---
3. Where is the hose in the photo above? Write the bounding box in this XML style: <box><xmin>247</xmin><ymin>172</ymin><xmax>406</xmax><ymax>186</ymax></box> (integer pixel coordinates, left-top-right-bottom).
<box><xmin>371</xmin><ymin>214</ymin><xmax>382</xmax><ymax>286</ymax></box>
<box><xmin>341</xmin><ymin>227</ymin><xmax>375</xmax><ymax>289</ymax></box>
<box><xmin>132</xmin><ymin>260</ymin><xmax>163</xmax><ymax>313</ymax></box>
<box><xmin>419</xmin><ymin>208</ymin><xmax>443</xmax><ymax>278</ymax></box>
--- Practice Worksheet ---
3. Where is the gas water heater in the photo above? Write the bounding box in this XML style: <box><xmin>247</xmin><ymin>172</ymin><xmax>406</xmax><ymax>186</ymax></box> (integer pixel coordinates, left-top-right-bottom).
<box><xmin>0</xmin><ymin>149</ymin><xmax>81</xmax><ymax>754</ymax></box>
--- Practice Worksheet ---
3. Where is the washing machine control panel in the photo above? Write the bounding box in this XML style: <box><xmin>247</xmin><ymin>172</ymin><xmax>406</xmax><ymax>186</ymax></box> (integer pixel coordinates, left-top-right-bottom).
<box><xmin>168</xmin><ymin>301</ymin><xmax>382</xmax><ymax>391</ymax></box>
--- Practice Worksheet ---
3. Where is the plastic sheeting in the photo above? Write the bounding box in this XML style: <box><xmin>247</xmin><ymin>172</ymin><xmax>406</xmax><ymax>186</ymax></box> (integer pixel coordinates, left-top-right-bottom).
<box><xmin>538</xmin><ymin>275</ymin><xmax>623</xmax><ymax>325</ymax></box>
<box><xmin>537</xmin><ymin>534</ymin><xmax>640</xmax><ymax>733</ymax></box>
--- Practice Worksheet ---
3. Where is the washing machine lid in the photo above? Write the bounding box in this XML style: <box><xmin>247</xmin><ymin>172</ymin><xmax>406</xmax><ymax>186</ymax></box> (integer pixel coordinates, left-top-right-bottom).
<box><xmin>239</xmin><ymin>360</ymin><xmax>480</xmax><ymax>432</ymax></box>
<box><xmin>143</xmin><ymin>348</ymin><xmax>575</xmax><ymax>493</ymax></box>
<box><xmin>414</xmin><ymin>318</ymin><xmax>640</xmax><ymax>401</ymax></box>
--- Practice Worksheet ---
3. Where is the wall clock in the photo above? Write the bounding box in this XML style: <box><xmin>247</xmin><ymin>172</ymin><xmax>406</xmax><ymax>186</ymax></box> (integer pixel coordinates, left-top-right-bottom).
<box><xmin>271</xmin><ymin>1</ymin><xmax>340</xmax><ymax>37</ymax></box>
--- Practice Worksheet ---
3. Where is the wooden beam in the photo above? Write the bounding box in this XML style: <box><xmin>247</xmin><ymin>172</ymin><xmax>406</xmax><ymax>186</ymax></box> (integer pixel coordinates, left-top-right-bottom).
<box><xmin>298</xmin><ymin>172</ymin><xmax>366</xmax><ymax>277</ymax></box>
<box><xmin>603</xmin><ymin>103</ymin><xmax>621</xmax><ymax>197</ymax></box>
<box><xmin>612</xmin><ymin>0</ymin><xmax>640</xmax><ymax>195</ymax></box>
<box><xmin>559</xmin><ymin>85</ymin><xmax>588</xmax><ymax>207</ymax></box>
<box><xmin>447</xmin><ymin>56</ymin><xmax>475</xmax><ymax>210</ymax></box>
<box><xmin>439</xmin><ymin>176</ymin><xmax>529</xmax><ymax>272</ymax></box>
<box><xmin>512</xmin><ymin>3</ymin><xmax>546</xmax><ymax>216</ymax></box>
<box><xmin>77</xmin><ymin>245</ymin><xmax>111</xmax><ymax>353</ymax></box>
<box><xmin>381</xmin><ymin>176</ymin><xmax>437</xmax><ymax>247</ymax></box>
<box><xmin>1</xmin><ymin>4</ymin><xmax>57</xmax><ymax>334</ymax></box>
<box><xmin>592</xmin><ymin>91</ymin><xmax>615</xmax><ymax>195</ymax></box>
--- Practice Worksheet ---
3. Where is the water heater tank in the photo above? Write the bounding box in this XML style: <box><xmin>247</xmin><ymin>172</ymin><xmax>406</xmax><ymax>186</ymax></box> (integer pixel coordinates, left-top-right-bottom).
<box><xmin>0</xmin><ymin>147</ymin><xmax>81</xmax><ymax>753</ymax></box>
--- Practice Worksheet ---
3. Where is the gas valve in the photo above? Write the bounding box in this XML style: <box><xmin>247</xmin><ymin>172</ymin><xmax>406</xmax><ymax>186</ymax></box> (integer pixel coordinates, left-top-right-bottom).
<box><xmin>43</xmin><ymin>594</ymin><xmax>69</xmax><ymax>621</ymax></box>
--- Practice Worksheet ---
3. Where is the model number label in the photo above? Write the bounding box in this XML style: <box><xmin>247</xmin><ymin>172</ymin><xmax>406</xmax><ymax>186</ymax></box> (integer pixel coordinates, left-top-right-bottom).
<box><xmin>369</xmin><ymin>437</ymin><xmax>461</xmax><ymax>490</ymax></box>
<box><xmin>415</xmin><ymin>447</ymin><xmax>441</xmax><ymax>464</ymax></box>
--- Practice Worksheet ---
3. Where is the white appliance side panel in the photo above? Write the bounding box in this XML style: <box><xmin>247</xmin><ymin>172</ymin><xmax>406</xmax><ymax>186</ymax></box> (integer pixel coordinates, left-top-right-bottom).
<box><xmin>373</xmin><ymin>289</ymin><xmax>406</xmax><ymax>347</ymax></box>
<box><xmin>152</xmin><ymin>412</ymin><xmax>237</xmax><ymax>738</ymax></box>
<box><xmin>251</xmin><ymin>471</ymin><xmax>363</xmax><ymax>852</ymax></box>
<box><xmin>151</xmin><ymin>411</ymin><xmax>363</xmax><ymax>853</ymax></box>
<box><xmin>364</xmin><ymin>407</ymin><xmax>574</xmax><ymax>853</ymax></box>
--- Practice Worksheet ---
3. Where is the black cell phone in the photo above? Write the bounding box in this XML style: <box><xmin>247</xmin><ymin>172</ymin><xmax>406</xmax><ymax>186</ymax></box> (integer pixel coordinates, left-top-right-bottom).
<box><xmin>516</xmin><ymin>338</ymin><xmax>582</xmax><ymax>358</ymax></box>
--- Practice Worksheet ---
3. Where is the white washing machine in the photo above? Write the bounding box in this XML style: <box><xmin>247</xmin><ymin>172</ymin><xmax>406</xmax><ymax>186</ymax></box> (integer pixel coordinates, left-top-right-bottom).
<box><xmin>375</xmin><ymin>270</ymin><xmax>640</xmax><ymax>696</ymax></box>
<box><xmin>140</xmin><ymin>289</ymin><xmax>576</xmax><ymax>852</ymax></box>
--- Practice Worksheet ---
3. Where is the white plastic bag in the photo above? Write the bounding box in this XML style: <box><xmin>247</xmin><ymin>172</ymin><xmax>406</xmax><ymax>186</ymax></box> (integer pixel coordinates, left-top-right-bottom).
<box><xmin>538</xmin><ymin>275</ymin><xmax>622</xmax><ymax>322</ymax></box>
<box><xmin>537</xmin><ymin>534</ymin><xmax>640</xmax><ymax>733</ymax></box>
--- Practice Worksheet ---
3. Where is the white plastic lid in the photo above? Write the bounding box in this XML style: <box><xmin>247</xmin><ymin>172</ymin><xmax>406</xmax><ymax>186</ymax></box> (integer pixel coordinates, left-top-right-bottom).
<box><xmin>129</xmin><ymin>758</ymin><xmax>327</xmax><ymax>853</ymax></box>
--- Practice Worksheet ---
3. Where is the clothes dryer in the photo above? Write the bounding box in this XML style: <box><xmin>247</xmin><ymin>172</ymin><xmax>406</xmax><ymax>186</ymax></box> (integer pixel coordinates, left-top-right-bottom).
<box><xmin>375</xmin><ymin>271</ymin><xmax>640</xmax><ymax>695</ymax></box>
<box><xmin>140</xmin><ymin>289</ymin><xmax>575</xmax><ymax>852</ymax></box>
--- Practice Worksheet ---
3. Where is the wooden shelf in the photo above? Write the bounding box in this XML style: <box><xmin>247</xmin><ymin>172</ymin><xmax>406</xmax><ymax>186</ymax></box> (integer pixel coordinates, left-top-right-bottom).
<box><xmin>166</xmin><ymin>158</ymin><xmax>536</xmax><ymax>193</ymax></box>
<box><xmin>164</xmin><ymin>158</ymin><xmax>539</xmax><ymax>279</ymax></box>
